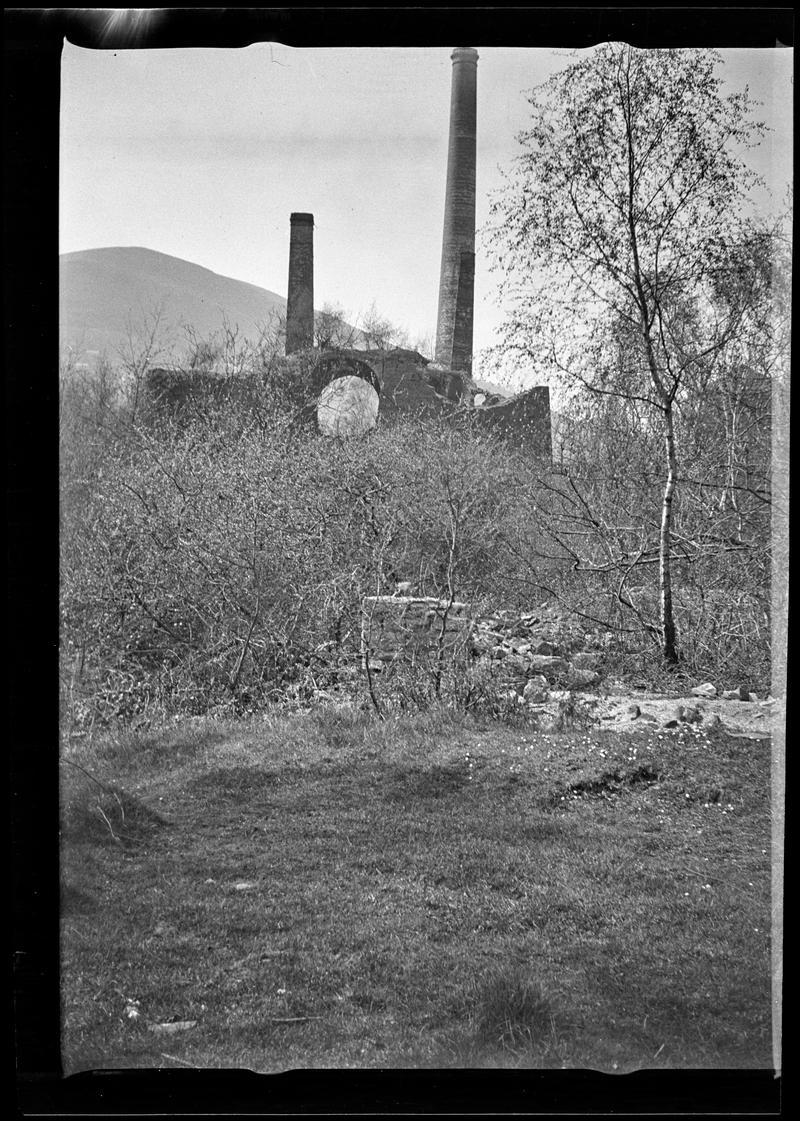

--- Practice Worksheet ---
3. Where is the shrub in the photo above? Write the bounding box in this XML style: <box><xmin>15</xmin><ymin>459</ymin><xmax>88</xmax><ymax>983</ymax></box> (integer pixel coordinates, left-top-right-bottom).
<box><xmin>60</xmin><ymin>380</ymin><xmax>542</xmax><ymax>726</ymax></box>
<box><xmin>60</xmin><ymin>329</ymin><xmax>772</xmax><ymax>728</ymax></box>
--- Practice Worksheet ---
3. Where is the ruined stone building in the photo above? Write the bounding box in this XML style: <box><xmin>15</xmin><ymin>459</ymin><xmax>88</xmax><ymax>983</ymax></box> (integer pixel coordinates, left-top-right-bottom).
<box><xmin>279</xmin><ymin>46</ymin><xmax>552</xmax><ymax>457</ymax></box>
<box><xmin>146</xmin><ymin>46</ymin><xmax>552</xmax><ymax>459</ymax></box>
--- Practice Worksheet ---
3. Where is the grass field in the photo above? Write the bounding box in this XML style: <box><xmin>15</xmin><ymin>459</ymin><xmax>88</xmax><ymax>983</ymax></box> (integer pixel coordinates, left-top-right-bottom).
<box><xmin>60</xmin><ymin>706</ymin><xmax>773</xmax><ymax>1072</ymax></box>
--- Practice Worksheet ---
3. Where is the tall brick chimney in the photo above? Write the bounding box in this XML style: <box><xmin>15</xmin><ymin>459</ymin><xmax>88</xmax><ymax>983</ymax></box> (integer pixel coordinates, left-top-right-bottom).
<box><xmin>434</xmin><ymin>47</ymin><xmax>478</xmax><ymax>374</ymax></box>
<box><xmin>285</xmin><ymin>212</ymin><xmax>314</xmax><ymax>355</ymax></box>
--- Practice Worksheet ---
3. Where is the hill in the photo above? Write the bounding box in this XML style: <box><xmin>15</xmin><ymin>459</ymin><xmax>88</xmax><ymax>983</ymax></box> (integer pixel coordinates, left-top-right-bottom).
<box><xmin>60</xmin><ymin>247</ymin><xmax>287</xmax><ymax>368</ymax></box>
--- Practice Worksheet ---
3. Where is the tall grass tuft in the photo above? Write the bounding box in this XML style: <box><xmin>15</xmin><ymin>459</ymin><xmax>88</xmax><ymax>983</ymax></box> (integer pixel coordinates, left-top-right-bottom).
<box><xmin>473</xmin><ymin>965</ymin><xmax>559</xmax><ymax>1053</ymax></box>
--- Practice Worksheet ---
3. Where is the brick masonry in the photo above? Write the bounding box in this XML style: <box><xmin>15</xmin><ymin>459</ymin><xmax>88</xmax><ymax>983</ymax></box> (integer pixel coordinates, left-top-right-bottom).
<box><xmin>143</xmin><ymin>348</ymin><xmax>553</xmax><ymax>459</ymax></box>
<box><xmin>435</xmin><ymin>47</ymin><xmax>478</xmax><ymax>374</ymax></box>
<box><xmin>315</xmin><ymin>348</ymin><xmax>553</xmax><ymax>457</ymax></box>
<box><xmin>286</xmin><ymin>213</ymin><xmax>314</xmax><ymax>355</ymax></box>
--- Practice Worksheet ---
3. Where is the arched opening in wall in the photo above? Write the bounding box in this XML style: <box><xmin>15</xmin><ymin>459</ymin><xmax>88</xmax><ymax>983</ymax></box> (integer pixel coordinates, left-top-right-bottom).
<box><xmin>315</xmin><ymin>354</ymin><xmax>381</xmax><ymax>396</ymax></box>
<box><xmin>317</xmin><ymin>376</ymin><xmax>380</xmax><ymax>437</ymax></box>
<box><xmin>314</xmin><ymin>355</ymin><xmax>382</xmax><ymax>438</ymax></box>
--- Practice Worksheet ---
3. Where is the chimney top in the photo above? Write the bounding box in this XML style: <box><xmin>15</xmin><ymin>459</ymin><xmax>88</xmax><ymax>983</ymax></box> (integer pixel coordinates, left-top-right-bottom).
<box><xmin>451</xmin><ymin>47</ymin><xmax>479</xmax><ymax>63</ymax></box>
<box><xmin>290</xmin><ymin>212</ymin><xmax>314</xmax><ymax>225</ymax></box>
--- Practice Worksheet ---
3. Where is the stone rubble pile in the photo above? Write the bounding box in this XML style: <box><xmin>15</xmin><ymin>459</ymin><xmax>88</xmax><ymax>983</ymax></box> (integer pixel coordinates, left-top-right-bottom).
<box><xmin>469</xmin><ymin>605</ymin><xmax>612</xmax><ymax>696</ymax></box>
<box><xmin>361</xmin><ymin>595</ymin><xmax>472</xmax><ymax>669</ymax></box>
<box><xmin>356</xmin><ymin>596</ymin><xmax>766</xmax><ymax>729</ymax></box>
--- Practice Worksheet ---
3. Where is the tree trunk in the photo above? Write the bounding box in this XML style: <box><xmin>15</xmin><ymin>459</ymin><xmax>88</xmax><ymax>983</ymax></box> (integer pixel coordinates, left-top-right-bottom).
<box><xmin>619</xmin><ymin>62</ymin><xmax>679</xmax><ymax>665</ymax></box>
<box><xmin>659</xmin><ymin>405</ymin><xmax>679</xmax><ymax>663</ymax></box>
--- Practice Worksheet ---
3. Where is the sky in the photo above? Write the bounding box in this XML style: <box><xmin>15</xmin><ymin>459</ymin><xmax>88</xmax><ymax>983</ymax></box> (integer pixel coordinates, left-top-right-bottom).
<box><xmin>60</xmin><ymin>41</ymin><xmax>792</xmax><ymax>378</ymax></box>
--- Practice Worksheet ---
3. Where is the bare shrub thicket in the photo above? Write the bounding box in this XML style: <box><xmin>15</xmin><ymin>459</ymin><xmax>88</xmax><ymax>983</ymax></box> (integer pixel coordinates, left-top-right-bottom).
<box><xmin>515</xmin><ymin>384</ymin><xmax>772</xmax><ymax>688</ymax></box>
<box><xmin>61</xmin><ymin>282</ymin><xmax>775</xmax><ymax>730</ymax></box>
<box><xmin>60</xmin><ymin>343</ymin><xmax>545</xmax><ymax>728</ymax></box>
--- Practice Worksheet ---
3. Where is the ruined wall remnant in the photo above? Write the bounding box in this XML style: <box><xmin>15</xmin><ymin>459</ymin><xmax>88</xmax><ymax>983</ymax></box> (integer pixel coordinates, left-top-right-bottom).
<box><xmin>308</xmin><ymin>348</ymin><xmax>552</xmax><ymax>457</ymax></box>
<box><xmin>143</xmin><ymin>350</ymin><xmax>552</xmax><ymax>461</ymax></box>
<box><xmin>309</xmin><ymin>348</ymin><xmax>464</xmax><ymax>420</ymax></box>
<box><xmin>312</xmin><ymin>353</ymin><xmax>382</xmax><ymax>397</ymax></box>
<box><xmin>435</xmin><ymin>47</ymin><xmax>479</xmax><ymax>375</ymax></box>
<box><xmin>362</xmin><ymin>595</ymin><xmax>473</xmax><ymax>669</ymax></box>
<box><xmin>285</xmin><ymin>212</ymin><xmax>314</xmax><ymax>355</ymax></box>
<box><xmin>142</xmin><ymin>366</ymin><xmax>258</xmax><ymax>417</ymax></box>
<box><xmin>471</xmin><ymin>385</ymin><xmax>553</xmax><ymax>458</ymax></box>
<box><xmin>363</xmin><ymin>598</ymin><xmax>616</xmax><ymax>694</ymax></box>
<box><xmin>359</xmin><ymin>349</ymin><xmax>466</xmax><ymax>416</ymax></box>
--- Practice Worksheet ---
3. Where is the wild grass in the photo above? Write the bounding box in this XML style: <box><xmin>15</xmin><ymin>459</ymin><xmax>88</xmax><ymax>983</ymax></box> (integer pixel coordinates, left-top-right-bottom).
<box><xmin>60</xmin><ymin>708</ymin><xmax>773</xmax><ymax>1072</ymax></box>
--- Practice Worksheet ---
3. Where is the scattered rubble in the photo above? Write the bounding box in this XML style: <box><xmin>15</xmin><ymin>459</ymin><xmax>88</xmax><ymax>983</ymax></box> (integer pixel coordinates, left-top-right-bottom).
<box><xmin>568</xmin><ymin>667</ymin><xmax>601</xmax><ymax>689</ymax></box>
<box><xmin>592</xmin><ymin>694</ymin><xmax>773</xmax><ymax>738</ymax></box>
<box><xmin>721</xmin><ymin>685</ymin><xmax>759</xmax><ymax>702</ymax></box>
<box><xmin>522</xmin><ymin>675</ymin><xmax>549</xmax><ymax>703</ymax></box>
<box><xmin>355</xmin><ymin>595</ymin><xmax>775</xmax><ymax>738</ymax></box>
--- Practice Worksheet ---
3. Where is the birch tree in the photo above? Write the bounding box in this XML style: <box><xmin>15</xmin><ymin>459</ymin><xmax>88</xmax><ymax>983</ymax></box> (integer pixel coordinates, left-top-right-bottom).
<box><xmin>487</xmin><ymin>43</ymin><xmax>768</xmax><ymax>662</ymax></box>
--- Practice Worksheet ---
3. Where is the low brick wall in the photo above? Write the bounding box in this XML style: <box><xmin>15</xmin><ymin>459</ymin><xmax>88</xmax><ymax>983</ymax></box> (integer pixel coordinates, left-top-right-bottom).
<box><xmin>361</xmin><ymin>595</ymin><xmax>473</xmax><ymax>667</ymax></box>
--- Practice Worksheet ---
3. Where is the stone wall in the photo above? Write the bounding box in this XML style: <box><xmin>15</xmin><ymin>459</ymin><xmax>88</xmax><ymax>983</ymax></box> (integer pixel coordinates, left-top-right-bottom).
<box><xmin>361</xmin><ymin>595</ymin><xmax>473</xmax><ymax>669</ymax></box>
<box><xmin>308</xmin><ymin>349</ymin><xmax>462</xmax><ymax>419</ymax></box>
<box><xmin>367</xmin><ymin>350</ymin><xmax>465</xmax><ymax>416</ymax></box>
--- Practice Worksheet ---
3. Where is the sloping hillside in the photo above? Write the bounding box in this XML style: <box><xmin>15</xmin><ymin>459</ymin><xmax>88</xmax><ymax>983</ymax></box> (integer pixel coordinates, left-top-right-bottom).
<box><xmin>60</xmin><ymin>247</ymin><xmax>287</xmax><ymax>367</ymax></box>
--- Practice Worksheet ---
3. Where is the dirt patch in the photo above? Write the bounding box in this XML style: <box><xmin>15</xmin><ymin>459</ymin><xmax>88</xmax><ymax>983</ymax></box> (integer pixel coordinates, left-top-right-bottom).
<box><xmin>586</xmin><ymin>692</ymin><xmax>775</xmax><ymax>738</ymax></box>
<box><xmin>549</xmin><ymin>762</ymin><xmax>661</xmax><ymax>804</ymax></box>
<box><xmin>570</xmin><ymin>762</ymin><xmax>661</xmax><ymax>797</ymax></box>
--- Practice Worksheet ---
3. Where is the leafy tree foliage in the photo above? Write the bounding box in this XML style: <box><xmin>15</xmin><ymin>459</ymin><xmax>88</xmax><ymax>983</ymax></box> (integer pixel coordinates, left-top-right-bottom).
<box><xmin>487</xmin><ymin>42</ymin><xmax>775</xmax><ymax>663</ymax></box>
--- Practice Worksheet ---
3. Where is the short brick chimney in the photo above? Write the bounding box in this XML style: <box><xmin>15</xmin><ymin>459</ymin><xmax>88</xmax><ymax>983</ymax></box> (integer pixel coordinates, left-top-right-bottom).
<box><xmin>285</xmin><ymin>212</ymin><xmax>314</xmax><ymax>355</ymax></box>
